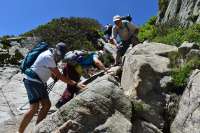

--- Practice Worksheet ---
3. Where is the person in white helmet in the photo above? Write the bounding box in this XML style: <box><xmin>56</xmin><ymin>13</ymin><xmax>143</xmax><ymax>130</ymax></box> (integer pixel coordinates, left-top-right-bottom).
<box><xmin>55</xmin><ymin>50</ymin><xmax>106</xmax><ymax>108</ymax></box>
<box><xmin>111</xmin><ymin>15</ymin><xmax>139</xmax><ymax>65</ymax></box>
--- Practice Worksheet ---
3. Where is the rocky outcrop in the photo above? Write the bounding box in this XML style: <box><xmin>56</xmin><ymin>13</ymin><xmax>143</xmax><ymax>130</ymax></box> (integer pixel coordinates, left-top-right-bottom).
<box><xmin>33</xmin><ymin>75</ymin><xmax>132</xmax><ymax>133</ymax></box>
<box><xmin>133</xmin><ymin>120</ymin><xmax>163</xmax><ymax>133</ymax></box>
<box><xmin>178</xmin><ymin>41</ymin><xmax>199</xmax><ymax>58</ymax></box>
<box><xmin>126</xmin><ymin>42</ymin><xmax>178</xmax><ymax>57</ymax></box>
<box><xmin>8</xmin><ymin>45</ymin><xmax>28</xmax><ymax>65</ymax></box>
<box><xmin>121</xmin><ymin>42</ymin><xmax>178</xmax><ymax>98</ymax></box>
<box><xmin>186</xmin><ymin>49</ymin><xmax>200</xmax><ymax>61</ymax></box>
<box><xmin>121</xmin><ymin>42</ymin><xmax>178</xmax><ymax>130</ymax></box>
<box><xmin>93</xmin><ymin>111</ymin><xmax>132</xmax><ymax>133</ymax></box>
<box><xmin>0</xmin><ymin>37</ymin><xmax>36</xmax><ymax>65</ymax></box>
<box><xmin>157</xmin><ymin>0</ymin><xmax>200</xmax><ymax>26</ymax></box>
<box><xmin>1</xmin><ymin>40</ymin><xmax>200</xmax><ymax>133</ymax></box>
<box><xmin>122</xmin><ymin>54</ymin><xmax>170</xmax><ymax>97</ymax></box>
<box><xmin>170</xmin><ymin>69</ymin><xmax>200</xmax><ymax>133</ymax></box>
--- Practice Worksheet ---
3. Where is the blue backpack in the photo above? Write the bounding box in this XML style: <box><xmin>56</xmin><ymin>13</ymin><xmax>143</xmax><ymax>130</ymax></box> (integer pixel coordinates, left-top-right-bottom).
<box><xmin>20</xmin><ymin>42</ymin><xmax>49</xmax><ymax>80</ymax></box>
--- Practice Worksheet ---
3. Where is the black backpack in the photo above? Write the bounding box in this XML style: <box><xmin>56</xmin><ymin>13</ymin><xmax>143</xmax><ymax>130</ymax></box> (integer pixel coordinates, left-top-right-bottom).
<box><xmin>121</xmin><ymin>14</ymin><xmax>132</xmax><ymax>22</ymax></box>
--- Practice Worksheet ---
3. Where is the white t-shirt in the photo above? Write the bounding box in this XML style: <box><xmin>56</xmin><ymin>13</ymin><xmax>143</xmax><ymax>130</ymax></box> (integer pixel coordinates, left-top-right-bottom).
<box><xmin>30</xmin><ymin>50</ymin><xmax>57</xmax><ymax>83</ymax></box>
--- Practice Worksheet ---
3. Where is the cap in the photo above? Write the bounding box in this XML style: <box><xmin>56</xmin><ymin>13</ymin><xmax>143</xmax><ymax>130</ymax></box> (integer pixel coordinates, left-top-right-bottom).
<box><xmin>113</xmin><ymin>15</ymin><xmax>121</xmax><ymax>22</ymax></box>
<box><xmin>56</xmin><ymin>42</ymin><xmax>67</xmax><ymax>58</ymax></box>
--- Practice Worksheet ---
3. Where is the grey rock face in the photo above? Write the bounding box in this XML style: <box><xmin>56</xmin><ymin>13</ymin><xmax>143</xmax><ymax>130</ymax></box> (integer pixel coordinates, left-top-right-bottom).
<box><xmin>186</xmin><ymin>49</ymin><xmax>200</xmax><ymax>61</ymax></box>
<box><xmin>178</xmin><ymin>42</ymin><xmax>199</xmax><ymax>58</ymax></box>
<box><xmin>127</xmin><ymin>42</ymin><xmax>178</xmax><ymax>57</ymax></box>
<box><xmin>9</xmin><ymin>45</ymin><xmax>28</xmax><ymax>57</ymax></box>
<box><xmin>133</xmin><ymin>120</ymin><xmax>163</xmax><ymax>133</ymax></box>
<box><xmin>0</xmin><ymin>48</ymin><xmax>10</xmax><ymax>65</ymax></box>
<box><xmin>0</xmin><ymin>66</ymin><xmax>66</xmax><ymax>133</ymax></box>
<box><xmin>160</xmin><ymin>76</ymin><xmax>173</xmax><ymax>89</ymax></box>
<box><xmin>121</xmin><ymin>42</ymin><xmax>174</xmax><ymax>129</ymax></box>
<box><xmin>122</xmin><ymin>54</ymin><xmax>170</xmax><ymax>98</ymax></box>
<box><xmin>171</xmin><ymin>69</ymin><xmax>200</xmax><ymax>133</ymax></box>
<box><xmin>8</xmin><ymin>45</ymin><xmax>28</xmax><ymax>65</ymax></box>
<box><xmin>121</xmin><ymin>42</ymin><xmax>181</xmax><ymax>130</ymax></box>
<box><xmin>0</xmin><ymin>43</ymin><xmax>29</xmax><ymax>65</ymax></box>
<box><xmin>157</xmin><ymin>0</ymin><xmax>200</xmax><ymax>26</ymax></box>
<box><xmin>93</xmin><ymin>111</ymin><xmax>132</xmax><ymax>133</ymax></box>
<box><xmin>33</xmin><ymin>75</ymin><xmax>132</xmax><ymax>133</ymax></box>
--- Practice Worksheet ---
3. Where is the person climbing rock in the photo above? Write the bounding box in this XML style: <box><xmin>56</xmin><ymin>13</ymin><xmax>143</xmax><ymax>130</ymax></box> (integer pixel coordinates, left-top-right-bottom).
<box><xmin>55</xmin><ymin>50</ymin><xmax>107</xmax><ymax>108</ymax></box>
<box><xmin>103</xmin><ymin>24</ymin><xmax>113</xmax><ymax>43</ymax></box>
<box><xmin>111</xmin><ymin>15</ymin><xmax>140</xmax><ymax>65</ymax></box>
<box><xmin>18</xmin><ymin>42</ymin><xmax>85</xmax><ymax>133</ymax></box>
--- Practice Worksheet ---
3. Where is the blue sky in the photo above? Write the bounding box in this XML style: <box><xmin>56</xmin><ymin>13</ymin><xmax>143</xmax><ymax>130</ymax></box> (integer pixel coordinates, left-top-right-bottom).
<box><xmin>0</xmin><ymin>0</ymin><xmax>158</xmax><ymax>36</ymax></box>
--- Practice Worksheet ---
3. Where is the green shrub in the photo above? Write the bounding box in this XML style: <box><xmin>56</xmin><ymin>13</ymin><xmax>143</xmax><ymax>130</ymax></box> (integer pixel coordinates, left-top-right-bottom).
<box><xmin>183</xmin><ymin>24</ymin><xmax>200</xmax><ymax>44</ymax></box>
<box><xmin>22</xmin><ymin>17</ymin><xmax>102</xmax><ymax>50</ymax></box>
<box><xmin>171</xmin><ymin>64</ymin><xmax>191</xmax><ymax>88</ymax></box>
<box><xmin>138</xmin><ymin>17</ymin><xmax>200</xmax><ymax>47</ymax></box>
<box><xmin>1</xmin><ymin>36</ymin><xmax>11</xmax><ymax>49</ymax></box>
<box><xmin>168</xmin><ymin>52</ymin><xmax>182</xmax><ymax>68</ymax></box>
<box><xmin>138</xmin><ymin>16</ymin><xmax>157</xmax><ymax>42</ymax></box>
<box><xmin>171</xmin><ymin>57</ymin><xmax>200</xmax><ymax>88</ymax></box>
<box><xmin>153</xmin><ymin>28</ymin><xmax>184</xmax><ymax>46</ymax></box>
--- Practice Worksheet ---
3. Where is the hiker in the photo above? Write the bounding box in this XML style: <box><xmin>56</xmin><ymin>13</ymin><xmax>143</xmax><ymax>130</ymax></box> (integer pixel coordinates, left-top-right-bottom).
<box><xmin>111</xmin><ymin>15</ymin><xmax>140</xmax><ymax>65</ymax></box>
<box><xmin>18</xmin><ymin>42</ymin><xmax>85</xmax><ymax>133</ymax></box>
<box><xmin>95</xmin><ymin>24</ymin><xmax>117</xmax><ymax>64</ymax></box>
<box><xmin>103</xmin><ymin>14</ymin><xmax>132</xmax><ymax>43</ymax></box>
<box><xmin>103</xmin><ymin>24</ymin><xmax>113</xmax><ymax>43</ymax></box>
<box><xmin>55</xmin><ymin>50</ymin><xmax>107</xmax><ymax>108</ymax></box>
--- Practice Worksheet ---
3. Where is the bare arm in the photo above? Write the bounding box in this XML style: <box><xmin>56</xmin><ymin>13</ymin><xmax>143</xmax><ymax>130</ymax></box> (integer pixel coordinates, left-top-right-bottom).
<box><xmin>93</xmin><ymin>58</ymin><xmax>106</xmax><ymax>71</ymax></box>
<box><xmin>111</xmin><ymin>26</ymin><xmax>119</xmax><ymax>46</ymax></box>
<box><xmin>50</xmin><ymin>67</ymin><xmax>77</xmax><ymax>85</ymax></box>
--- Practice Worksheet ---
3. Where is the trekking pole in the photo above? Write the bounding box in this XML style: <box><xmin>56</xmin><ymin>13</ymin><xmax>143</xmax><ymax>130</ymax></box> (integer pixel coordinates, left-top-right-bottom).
<box><xmin>19</xmin><ymin>80</ymin><xmax>57</xmax><ymax>111</ymax></box>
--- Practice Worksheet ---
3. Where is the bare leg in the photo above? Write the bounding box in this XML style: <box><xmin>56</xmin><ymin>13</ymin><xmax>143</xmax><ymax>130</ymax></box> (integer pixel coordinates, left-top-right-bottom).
<box><xmin>36</xmin><ymin>99</ymin><xmax>51</xmax><ymax>124</ymax></box>
<box><xmin>18</xmin><ymin>103</ymin><xmax>39</xmax><ymax>133</ymax></box>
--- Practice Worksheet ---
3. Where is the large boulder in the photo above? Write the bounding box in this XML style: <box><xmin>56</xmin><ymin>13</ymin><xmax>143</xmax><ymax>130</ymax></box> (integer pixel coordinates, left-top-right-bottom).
<box><xmin>9</xmin><ymin>45</ymin><xmax>28</xmax><ymax>57</ymax></box>
<box><xmin>33</xmin><ymin>75</ymin><xmax>132</xmax><ymax>133</ymax></box>
<box><xmin>93</xmin><ymin>111</ymin><xmax>132</xmax><ymax>133</ymax></box>
<box><xmin>121</xmin><ymin>42</ymin><xmax>174</xmax><ymax>129</ymax></box>
<box><xmin>8</xmin><ymin>45</ymin><xmax>29</xmax><ymax>65</ymax></box>
<box><xmin>122</xmin><ymin>54</ymin><xmax>170</xmax><ymax>97</ymax></box>
<box><xmin>133</xmin><ymin>99</ymin><xmax>165</xmax><ymax>130</ymax></box>
<box><xmin>170</xmin><ymin>69</ymin><xmax>200</xmax><ymax>133</ymax></box>
<box><xmin>0</xmin><ymin>45</ymin><xmax>29</xmax><ymax>65</ymax></box>
<box><xmin>121</xmin><ymin>54</ymin><xmax>169</xmax><ymax>129</ymax></box>
<box><xmin>127</xmin><ymin>42</ymin><xmax>178</xmax><ymax>57</ymax></box>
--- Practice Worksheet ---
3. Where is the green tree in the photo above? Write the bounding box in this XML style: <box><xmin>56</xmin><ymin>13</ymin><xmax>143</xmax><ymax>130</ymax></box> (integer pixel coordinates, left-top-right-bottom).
<box><xmin>23</xmin><ymin>17</ymin><xmax>102</xmax><ymax>50</ymax></box>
